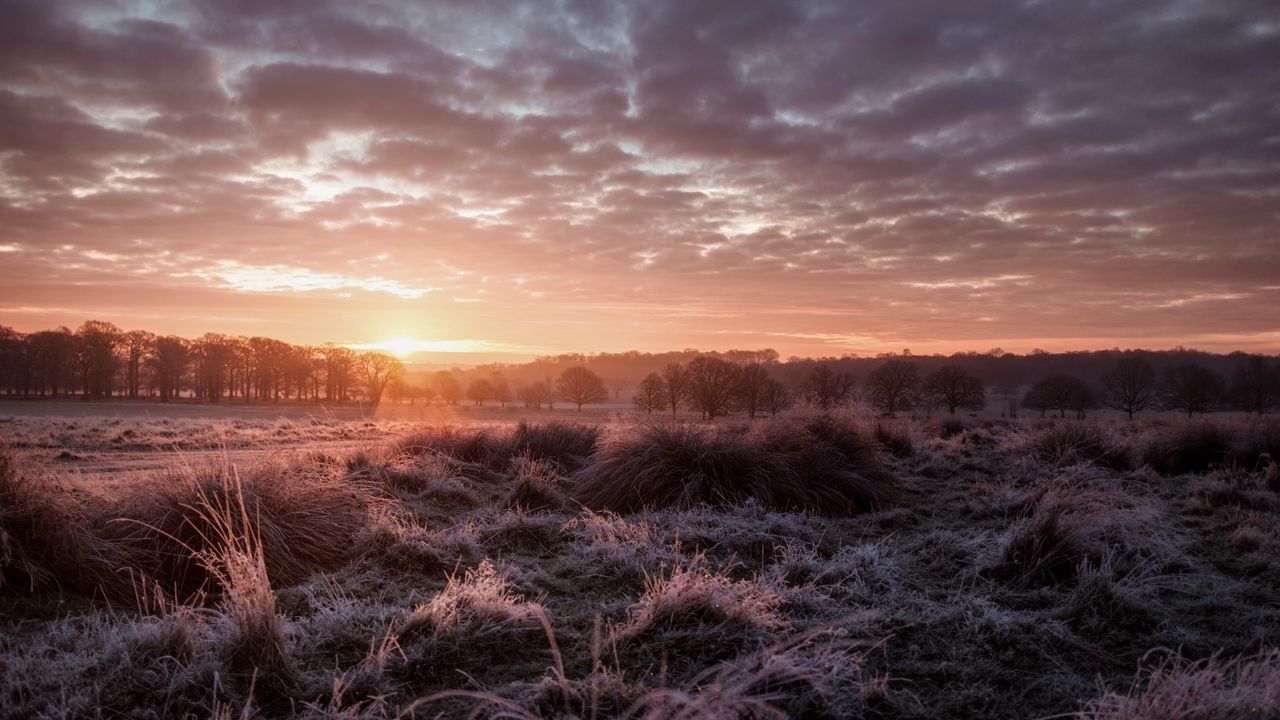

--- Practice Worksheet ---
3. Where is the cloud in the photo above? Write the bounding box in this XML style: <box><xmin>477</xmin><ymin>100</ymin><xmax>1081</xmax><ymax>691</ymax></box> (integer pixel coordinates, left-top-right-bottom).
<box><xmin>0</xmin><ymin>0</ymin><xmax>1276</xmax><ymax>354</ymax></box>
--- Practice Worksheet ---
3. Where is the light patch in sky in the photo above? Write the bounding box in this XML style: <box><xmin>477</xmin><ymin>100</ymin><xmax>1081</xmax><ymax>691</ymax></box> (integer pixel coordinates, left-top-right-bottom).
<box><xmin>189</xmin><ymin>260</ymin><xmax>435</xmax><ymax>299</ymax></box>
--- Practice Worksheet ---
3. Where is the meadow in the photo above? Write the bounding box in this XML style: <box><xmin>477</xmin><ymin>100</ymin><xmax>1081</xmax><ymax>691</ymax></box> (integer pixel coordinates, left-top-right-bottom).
<box><xmin>2</xmin><ymin>410</ymin><xmax>1279</xmax><ymax>719</ymax></box>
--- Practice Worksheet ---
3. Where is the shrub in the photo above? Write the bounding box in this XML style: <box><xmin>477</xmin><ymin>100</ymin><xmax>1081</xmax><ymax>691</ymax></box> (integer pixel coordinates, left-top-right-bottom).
<box><xmin>0</xmin><ymin>447</ymin><xmax>84</xmax><ymax>594</ymax></box>
<box><xmin>1032</xmin><ymin>422</ymin><xmax>1132</xmax><ymax>471</ymax></box>
<box><xmin>1142</xmin><ymin>421</ymin><xmax>1234</xmax><ymax>475</ymax></box>
<box><xmin>1075</xmin><ymin>649</ymin><xmax>1280</xmax><ymax>719</ymax></box>
<box><xmin>93</xmin><ymin>460</ymin><xmax>376</xmax><ymax>600</ymax></box>
<box><xmin>511</xmin><ymin>421</ymin><xmax>599</xmax><ymax>470</ymax></box>
<box><xmin>575</xmin><ymin>420</ymin><xmax>897</xmax><ymax>515</ymax></box>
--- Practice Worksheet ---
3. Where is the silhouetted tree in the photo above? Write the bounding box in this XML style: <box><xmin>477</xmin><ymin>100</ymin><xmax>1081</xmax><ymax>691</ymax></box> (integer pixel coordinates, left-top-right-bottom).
<box><xmin>1024</xmin><ymin>374</ymin><xmax>1091</xmax><ymax>418</ymax></box>
<box><xmin>922</xmin><ymin>364</ymin><xmax>986</xmax><ymax>415</ymax></box>
<box><xmin>659</xmin><ymin>362</ymin><xmax>687</xmax><ymax>416</ymax></box>
<box><xmin>26</xmin><ymin>328</ymin><xmax>75</xmax><ymax>397</ymax></box>
<box><xmin>557</xmin><ymin>366</ymin><xmax>608</xmax><ymax>411</ymax></box>
<box><xmin>737</xmin><ymin>362</ymin><xmax>773</xmax><ymax>418</ymax></box>
<box><xmin>359</xmin><ymin>351</ymin><xmax>402</xmax><ymax>407</ymax></box>
<box><xmin>805</xmin><ymin>363</ymin><xmax>854</xmax><ymax>411</ymax></box>
<box><xmin>867</xmin><ymin>359</ymin><xmax>919</xmax><ymax>416</ymax></box>
<box><xmin>320</xmin><ymin>343</ymin><xmax>357</xmax><ymax>402</ymax></box>
<box><xmin>685</xmin><ymin>356</ymin><xmax>741</xmax><ymax>419</ymax></box>
<box><xmin>763</xmin><ymin>378</ymin><xmax>794</xmax><ymax>415</ymax></box>
<box><xmin>147</xmin><ymin>335</ymin><xmax>188</xmax><ymax>402</ymax></box>
<box><xmin>1229</xmin><ymin>356</ymin><xmax>1277</xmax><ymax>415</ymax></box>
<box><xmin>431</xmin><ymin>370</ymin><xmax>463</xmax><ymax>405</ymax></box>
<box><xmin>1160</xmin><ymin>363</ymin><xmax>1223</xmax><ymax>416</ymax></box>
<box><xmin>634</xmin><ymin>372</ymin><xmax>665</xmax><ymax>414</ymax></box>
<box><xmin>519</xmin><ymin>379</ymin><xmax>554</xmax><ymax>409</ymax></box>
<box><xmin>120</xmin><ymin>330</ymin><xmax>151</xmax><ymax>399</ymax></box>
<box><xmin>1100</xmin><ymin>356</ymin><xmax>1157</xmax><ymax>420</ymax></box>
<box><xmin>75</xmin><ymin>321</ymin><xmax>122</xmax><ymax>400</ymax></box>
<box><xmin>467</xmin><ymin>378</ymin><xmax>495</xmax><ymax>406</ymax></box>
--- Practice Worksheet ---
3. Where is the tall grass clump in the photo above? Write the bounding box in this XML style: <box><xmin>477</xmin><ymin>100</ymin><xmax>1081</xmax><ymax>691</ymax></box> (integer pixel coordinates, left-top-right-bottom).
<box><xmin>0</xmin><ymin>447</ymin><xmax>83</xmax><ymax>594</ymax></box>
<box><xmin>1075</xmin><ymin>649</ymin><xmax>1280</xmax><ymax>719</ymax></box>
<box><xmin>395</xmin><ymin>424</ymin><xmax>511</xmax><ymax>467</ymax></box>
<box><xmin>94</xmin><ymin>460</ymin><xmax>376</xmax><ymax>600</ymax></box>
<box><xmin>575</xmin><ymin>419</ymin><xmax>896</xmax><ymax>514</ymax></box>
<box><xmin>511</xmin><ymin>421</ymin><xmax>599</xmax><ymax>470</ymax></box>
<box><xmin>503</xmin><ymin>454</ymin><xmax>569</xmax><ymax>512</ymax></box>
<box><xmin>1142</xmin><ymin>421</ymin><xmax>1234</xmax><ymax>476</ymax></box>
<box><xmin>873</xmin><ymin>420</ymin><xmax>914</xmax><ymax>459</ymax></box>
<box><xmin>1032</xmin><ymin>422</ymin><xmax>1132</xmax><ymax>471</ymax></box>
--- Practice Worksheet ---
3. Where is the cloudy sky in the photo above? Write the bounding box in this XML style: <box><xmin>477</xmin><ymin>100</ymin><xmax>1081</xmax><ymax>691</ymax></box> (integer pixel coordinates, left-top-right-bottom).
<box><xmin>1</xmin><ymin>0</ymin><xmax>1278</xmax><ymax>360</ymax></box>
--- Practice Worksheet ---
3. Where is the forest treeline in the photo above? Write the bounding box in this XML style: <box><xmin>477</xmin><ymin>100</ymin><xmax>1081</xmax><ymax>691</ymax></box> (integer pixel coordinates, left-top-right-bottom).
<box><xmin>0</xmin><ymin>321</ymin><xmax>1277</xmax><ymax>417</ymax></box>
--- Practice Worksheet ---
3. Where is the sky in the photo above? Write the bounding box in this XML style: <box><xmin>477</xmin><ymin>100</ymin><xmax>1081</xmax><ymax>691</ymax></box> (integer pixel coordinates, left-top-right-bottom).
<box><xmin>1</xmin><ymin>0</ymin><xmax>1278</xmax><ymax>362</ymax></box>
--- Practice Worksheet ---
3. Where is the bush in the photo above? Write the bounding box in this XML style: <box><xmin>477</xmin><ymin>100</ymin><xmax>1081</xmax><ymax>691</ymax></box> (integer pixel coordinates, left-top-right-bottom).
<box><xmin>0</xmin><ymin>447</ymin><xmax>84</xmax><ymax>594</ymax></box>
<box><xmin>93</xmin><ymin>461</ymin><xmax>376</xmax><ymax>600</ymax></box>
<box><xmin>1075</xmin><ymin>649</ymin><xmax>1280</xmax><ymax>719</ymax></box>
<box><xmin>1032</xmin><ymin>422</ymin><xmax>1132</xmax><ymax>471</ymax></box>
<box><xmin>574</xmin><ymin>419</ymin><xmax>897</xmax><ymax>515</ymax></box>
<box><xmin>511</xmin><ymin>421</ymin><xmax>598</xmax><ymax>471</ymax></box>
<box><xmin>1142</xmin><ymin>422</ymin><xmax>1234</xmax><ymax>476</ymax></box>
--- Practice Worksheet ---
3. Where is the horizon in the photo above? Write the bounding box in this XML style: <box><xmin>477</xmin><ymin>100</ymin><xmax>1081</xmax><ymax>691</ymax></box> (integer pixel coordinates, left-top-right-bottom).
<box><xmin>3</xmin><ymin>2</ymin><xmax>1279</xmax><ymax>358</ymax></box>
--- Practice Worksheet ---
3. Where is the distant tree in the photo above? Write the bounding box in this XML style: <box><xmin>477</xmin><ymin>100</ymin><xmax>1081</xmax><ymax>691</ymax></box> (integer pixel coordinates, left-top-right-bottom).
<box><xmin>634</xmin><ymin>372</ymin><xmax>666</xmax><ymax>414</ymax></box>
<box><xmin>320</xmin><ymin>343</ymin><xmax>358</xmax><ymax>402</ymax></box>
<box><xmin>431</xmin><ymin>370</ymin><xmax>463</xmax><ymax>405</ymax></box>
<box><xmin>147</xmin><ymin>335</ymin><xmax>188</xmax><ymax>402</ymax></box>
<box><xmin>922</xmin><ymin>364</ymin><xmax>986</xmax><ymax>415</ymax></box>
<box><xmin>1229</xmin><ymin>356</ymin><xmax>1277</xmax><ymax>415</ymax></box>
<box><xmin>26</xmin><ymin>328</ymin><xmax>76</xmax><ymax>397</ymax></box>
<box><xmin>358</xmin><ymin>351</ymin><xmax>403</xmax><ymax>407</ymax></box>
<box><xmin>763</xmin><ymin>378</ymin><xmax>794</xmax><ymax>415</ymax></box>
<box><xmin>737</xmin><ymin>362</ymin><xmax>773</xmax><ymax>418</ymax></box>
<box><xmin>490</xmin><ymin>372</ymin><xmax>513</xmax><ymax>407</ymax></box>
<box><xmin>1024</xmin><ymin>374</ymin><xmax>1091</xmax><ymax>418</ymax></box>
<box><xmin>1100</xmin><ymin>356</ymin><xmax>1157</xmax><ymax>420</ymax></box>
<box><xmin>557</xmin><ymin>366</ymin><xmax>608</xmax><ymax>411</ymax></box>
<box><xmin>519</xmin><ymin>378</ymin><xmax>555</xmax><ymax>409</ymax></box>
<box><xmin>805</xmin><ymin>363</ymin><xmax>855</xmax><ymax>411</ymax></box>
<box><xmin>685</xmin><ymin>356</ymin><xmax>742</xmax><ymax>419</ymax></box>
<box><xmin>659</xmin><ymin>362</ymin><xmax>688</xmax><ymax>416</ymax></box>
<box><xmin>867</xmin><ymin>359</ymin><xmax>919</xmax><ymax>416</ymax></box>
<box><xmin>1069</xmin><ymin>383</ymin><xmax>1100</xmax><ymax>419</ymax></box>
<box><xmin>467</xmin><ymin>378</ymin><xmax>495</xmax><ymax>406</ymax></box>
<box><xmin>1160</xmin><ymin>363</ymin><xmax>1223</xmax><ymax>417</ymax></box>
<box><xmin>121</xmin><ymin>330</ymin><xmax>152</xmax><ymax>399</ymax></box>
<box><xmin>606</xmin><ymin>377</ymin><xmax>628</xmax><ymax>400</ymax></box>
<box><xmin>75</xmin><ymin>320</ymin><xmax>122</xmax><ymax>400</ymax></box>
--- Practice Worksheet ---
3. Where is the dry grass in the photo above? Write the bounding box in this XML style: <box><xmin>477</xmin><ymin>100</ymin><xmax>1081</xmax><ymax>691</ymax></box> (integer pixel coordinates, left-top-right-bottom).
<box><xmin>0</xmin><ymin>446</ymin><xmax>84</xmax><ymax>594</ymax></box>
<box><xmin>1031</xmin><ymin>421</ymin><xmax>1133</xmax><ymax>471</ymax></box>
<box><xmin>1075</xmin><ymin>649</ymin><xmax>1280</xmax><ymax>719</ymax></box>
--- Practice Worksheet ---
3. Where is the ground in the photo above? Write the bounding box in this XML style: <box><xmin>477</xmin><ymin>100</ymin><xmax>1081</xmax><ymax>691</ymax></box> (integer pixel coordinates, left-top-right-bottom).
<box><xmin>1</xmin><ymin>404</ymin><xmax>1278</xmax><ymax>719</ymax></box>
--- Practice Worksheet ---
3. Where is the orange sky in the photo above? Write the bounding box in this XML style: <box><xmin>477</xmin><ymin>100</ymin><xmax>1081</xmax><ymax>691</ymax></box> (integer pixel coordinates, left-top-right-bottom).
<box><xmin>2</xmin><ymin>1</ymin><xmax>1278</xmax><ymax>362</ymax></box>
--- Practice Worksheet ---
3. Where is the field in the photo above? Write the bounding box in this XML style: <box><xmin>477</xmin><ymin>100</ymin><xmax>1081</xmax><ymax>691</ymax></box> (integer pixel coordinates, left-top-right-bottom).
<box><xmin>3</xmin><ymin>408</ymin><xmax>1280</xmax><ymax>719</ymax></box>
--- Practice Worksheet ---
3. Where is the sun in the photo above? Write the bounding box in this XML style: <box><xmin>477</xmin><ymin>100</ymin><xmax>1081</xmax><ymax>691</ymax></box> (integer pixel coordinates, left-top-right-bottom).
<box><xmin>384</xmin><ymin>337</ymin><xmax>417</xmax><ymax>357</ymax></box>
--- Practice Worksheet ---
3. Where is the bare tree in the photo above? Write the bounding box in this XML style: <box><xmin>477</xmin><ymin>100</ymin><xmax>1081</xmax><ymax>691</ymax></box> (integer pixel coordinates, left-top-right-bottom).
<box><xmin>1229</xmin><ymin>356</ymin><xmax>1277</xmax><ymax>415</ymax></box>
<box><xmin>1160</xmin><ymin>363</ymin><xmax>1223</xmax><ymax>417</ymax></box>
<box><xmin>557</xmin><ymin>366</ymin><xmax>608</xmax><ymax>411</ymax></box>
<box><xmin>922</xmin><ymin>364</ymin><xmax>986</xmax><ymax>415</ymax></box>
<box><xmin>467</xmin><ymin>377</ymin><xmax>495</xmax><ymax>406</ymax></box>
<box><xmin>659</xmin><ymin>362</ymin><xmax>687</xmax><ymax>416</ymax></box>
<box><xmin>358</xmin><ymin>351</ymin><xmax>403</xmax><ymax>407</ymax></box>
<box><xmin>1023</xmin><ymin>374</ymin><xmax>1091</xmax><ymax>418</ymax></box>
<box><xmin>805</xmin><ymin>363</ymin><xmax>854</xmax><ymax>411</ymax></box>
<box><xmin>737</xmin><ymin>362</ymin><xmax>773</xmax><ymax>418</ymax></box>
<box><xmin>1101</xmin><ymin>356</ymin><xmax>1157</xmax><ymax>420</ymax></box>
<box><xmin>633</xmin><ymin>372</ymin><xmax>666</xmax><ymax>414</ymax></box>
<box><xmin>867</xmin><ymin>359</ymin><xmax>919</xmax><ymax>416</ymax></box>
<box><xmin>490</xmin><ymin>371</ymin><xmax>513</xmax><ymax>407</ymax></box>
<box><xmin>686</xmin><ymin>356</ymin><xmax>741</xmax><ymax>419</ymax></box>
<box><xmin>121</xmin><ymin>330</ymin><xmax>152</xmax><ymax>399</ymax></box>
<box><xmin>75</xmin><ymin>320</ymin><xmax>122</xmax><ymax>400</ymax></box>
<box><xmin>763</xmin><ymin>377</ymin><xmax>794</xmax><ymax>415</ymax></box>
<box><xmin>147</xmin><ymin>335</ymin><xmax>188</xmax><ymax>402</ymax></box>
<box><xmin>431</xmin><ymin>370</ymin><xmax>463</xmax><ymax>405</ymax></box>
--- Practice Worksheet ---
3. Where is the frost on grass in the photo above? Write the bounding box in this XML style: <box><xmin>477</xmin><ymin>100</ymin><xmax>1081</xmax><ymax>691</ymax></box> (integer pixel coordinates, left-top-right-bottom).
<box><xmin>1075</xmin><ymin>649</ymin><xmax>1280</xmax><ymax>720</ymax></box>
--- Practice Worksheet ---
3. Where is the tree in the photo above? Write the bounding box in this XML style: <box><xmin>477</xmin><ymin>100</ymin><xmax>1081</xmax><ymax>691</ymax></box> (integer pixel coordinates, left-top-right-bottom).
<box><xmin>147</xmin><ymin>336</ymin><xmax>188</xmax><ymax>402</ymax></box>
<box><xmin>358</xmin><ymin>351</ymin><xmax>403</xmax><ymax>407</ymax></box>
<box><xmin>867</xmin><ymin>359</ymin><xmax>919</xmax><ymax>416</ymax></box>
<box><xmin>763</xmin><ymin>378</ymin><xmax>794</xmax><ymax>415</ymax></box>
<box><xmin>1100</xmin><ymin>356</ymin><xmax>1157</xmax><ymax>420</ymax></box>
<box><xmin>431</xmin><ymin>370</ymin><xmax>463</xmax><ymax>405</ymax></box>
<box><xmin>659</xmin><ymin>362</ymin><xmax>687</xmax><ymax>416</ymax></box>
<box><xmin>805</xmin><ymin>363</ymin><xmax>854</xmax><ymax>411</ymax></box>
<box><xmin>75</xmin><ymin>320</ymin><xmax>122</xmax><ymax>400</ymax></box>
<box><xmin>1160</xmin><ymin>363</ymin><xmax>1223</xmax><ymax>417</ymax></box>
<box><xmin>685</xmin><ymin>356</ymin><xmax>741</xmax><ymax>419</ymax></box>
<box><xmin>736</xmin><ymin>363</ymin><xmax>773</xmax><ymax>417</ymax></box>
<box><xmin>467</xmin><ymin>378</ymin><xmax>495</xmax><ymax>406</ymax></box>
<box><xmin>557</xmin><ymin>366</ymin><xmax>608</xmax><ymax>411</ymax></box>
<box><xmin>121</xmin><ymin>330</ymin><xmax>152</xmax><ymax>399</ymax></box>
<box><xmin>1024</xmin><ymin>374</ymin><xmax>1091</xmax><ymax>418</ymax></box>
<box><xmin>634</xmin><ymin>372</ymin><xmax>666</xmax><ymax>414</ymax></box>
<box><xmin>519</xmin><ymin>379</ymin><xmax>554</xmax><ymax>409</ymax></box>
<box><xmin>922</xmin><ymin>364</ymin><xmax>986</xmax><ymax>415</ymax></box>
<box><xmin>490</xmin><ymin>372</ymin><xmax>513</xmax><ymax>407</ymax></box>
<box><xmin>320</xmin><ymin>343</ymin><xmax>357</xmax><ymax>402</ymax></box>
<box><xmin>1229</xmin><ymin>356</ymin><xmax>1277</xmax><ymax>415</ymax></box>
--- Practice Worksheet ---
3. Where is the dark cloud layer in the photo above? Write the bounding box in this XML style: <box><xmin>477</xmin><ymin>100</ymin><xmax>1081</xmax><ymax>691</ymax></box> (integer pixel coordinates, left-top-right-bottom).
<box><xmin>1</xmin><ymin>0</ymin><xmax>1278</xmax><ymax>354</ymax></box>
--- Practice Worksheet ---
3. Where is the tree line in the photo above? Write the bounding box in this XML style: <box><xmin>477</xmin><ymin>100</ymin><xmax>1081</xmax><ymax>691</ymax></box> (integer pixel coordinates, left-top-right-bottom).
<box><xmin>0</xmin><ymin>321</ymin><xmax>405</xmax><ymax>406</ymax></box>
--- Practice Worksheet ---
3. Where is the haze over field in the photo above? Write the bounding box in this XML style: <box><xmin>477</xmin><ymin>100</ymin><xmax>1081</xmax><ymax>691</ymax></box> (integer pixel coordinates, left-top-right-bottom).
<box><xmin>2</xmin><ymin>0</ymin><xmax>1278</xmax><ymax>361</ymax></box>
